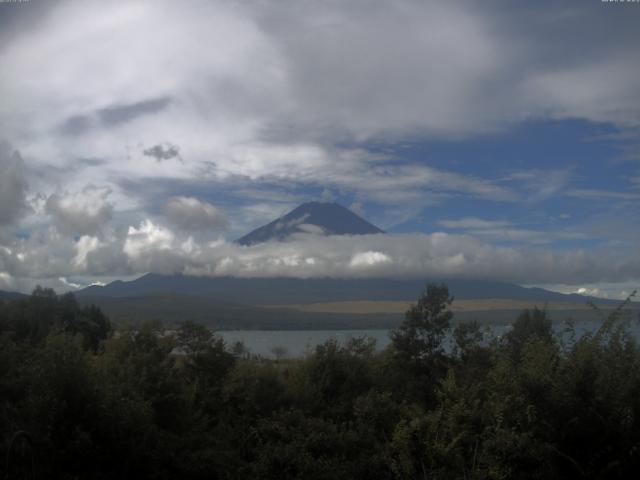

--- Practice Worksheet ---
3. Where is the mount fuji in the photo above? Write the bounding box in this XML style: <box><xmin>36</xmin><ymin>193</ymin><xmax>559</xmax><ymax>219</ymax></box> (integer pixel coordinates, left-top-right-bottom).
<box><xmin>236</xmin><ymin>201</ymin><xmax>384</xmax><ymax>246</ymax></box>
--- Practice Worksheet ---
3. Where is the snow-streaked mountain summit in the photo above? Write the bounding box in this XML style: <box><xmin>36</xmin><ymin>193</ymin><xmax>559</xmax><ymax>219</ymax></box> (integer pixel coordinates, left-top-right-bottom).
<box><xmin>236</xmin><ymin>202</ymin><xmax>385</xmax><ymax>246</ymax></box>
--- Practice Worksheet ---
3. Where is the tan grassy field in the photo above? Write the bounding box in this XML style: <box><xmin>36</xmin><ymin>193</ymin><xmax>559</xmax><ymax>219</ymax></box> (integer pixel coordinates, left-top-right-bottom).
<box><xmin>263</xmin><ymin>299</ymin><xmax>607</xmax><ymax>315</ymax></box>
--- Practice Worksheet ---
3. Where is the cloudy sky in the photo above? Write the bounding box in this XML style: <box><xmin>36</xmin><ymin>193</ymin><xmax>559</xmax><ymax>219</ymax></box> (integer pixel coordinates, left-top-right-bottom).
<box><xmin>1</xmin><ymin>0</ymin><xmax>639</xmax><ymax>298</ymax></box>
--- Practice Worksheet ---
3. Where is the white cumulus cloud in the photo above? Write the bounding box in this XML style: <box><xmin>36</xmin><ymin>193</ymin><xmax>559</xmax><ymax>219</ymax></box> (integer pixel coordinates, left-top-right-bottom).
<box><xmin>123</xmin><ymin>220</ymin><xmax>174</xmax><ymax>259</ymax></box>
<box><xmin>350</xmin><ymin>251</ymin><xmax>393</xmax><ymax>268</ymax></box>
<box><xmin>163</xmin><ymin>196</ymin><xmax>228</xmax><ymax>231</ymax></box>
<box><xmin>45</xmin><ymin>186</ymin><xmax>113</xmax><ymax>236</ymax></box>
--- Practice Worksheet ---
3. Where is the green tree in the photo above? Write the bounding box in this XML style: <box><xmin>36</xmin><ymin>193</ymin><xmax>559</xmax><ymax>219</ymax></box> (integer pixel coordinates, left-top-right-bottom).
<box><xmin>391</xmin><ymin>283</ymin><xmax>454</xmax><ymax>365</ymax></box>
<box><xmin>387</xmin><ymin>283</ymin><xmax>454</xmax><ymax>404</ymax></box>
<box><xmin>295</xmin><ymin>337</ymin><xmax>376</xmax><ymax>419</ymax></box>
<box><xmin>504</xmin><ymin>307</ymin><xmax>553</xmax><ymax>360</ymax></box>
<box><xmin>271</xmin><ymin>345</ymin><xmax>288</xmax><ymax>361</ymax></box>
<box><xmin>177</xmin><ymin>320</ymin><xmax>235</xmax><ymax>417</ymax></box>
<box><xmin>0</xmin><ymin>287</ymin><xmax>110</xmax><ymax>350</ymax></box>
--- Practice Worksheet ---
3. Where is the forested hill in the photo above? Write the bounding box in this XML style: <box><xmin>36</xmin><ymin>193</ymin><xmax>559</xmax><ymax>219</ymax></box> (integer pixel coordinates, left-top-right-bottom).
<box><xmin>1</xmin><ymin>285</ymin><xmax>639</xmax><ymax>478</ymax></box>
<box><xmin>78</xmin><ymin>274</ymin><xmax>620</xmax><ymax>305</ymax></box>
<box><xmin>0</xmin><ymin>289</ymin><xmax>26</xmax><ymax>300</ymax></box>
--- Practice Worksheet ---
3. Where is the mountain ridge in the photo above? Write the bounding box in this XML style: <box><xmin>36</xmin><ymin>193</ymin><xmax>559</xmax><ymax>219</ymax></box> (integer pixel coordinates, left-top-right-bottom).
<box><xmin>0</xmin><ymin>290</ymin><xmax>27</xmax><ymax>300</ymax></box>
<box><xmin>77</xmin><ymin>273</ymin><xmax>621</xmax><ymax>306</ymax></box>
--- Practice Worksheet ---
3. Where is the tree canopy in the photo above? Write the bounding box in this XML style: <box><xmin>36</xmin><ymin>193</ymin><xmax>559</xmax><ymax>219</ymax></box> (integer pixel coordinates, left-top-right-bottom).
<box><xmin>1</xmin><ymin>285</ymin><xmax>639</xmax><ymax>479</ymax></box>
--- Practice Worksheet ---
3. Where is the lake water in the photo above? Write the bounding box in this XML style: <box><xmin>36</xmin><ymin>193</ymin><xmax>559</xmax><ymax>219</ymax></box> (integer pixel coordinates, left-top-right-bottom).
<box><xmin>219</xmin><ymin>320</ymin><xmax>640</xmax><ymax>358</ymax></box>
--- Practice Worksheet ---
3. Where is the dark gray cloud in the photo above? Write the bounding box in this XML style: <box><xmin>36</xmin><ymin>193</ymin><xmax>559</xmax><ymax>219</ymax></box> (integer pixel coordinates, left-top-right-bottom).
<box><xmin>253</xmin><ymin>0</ymin><xmax>640</xmax><ymax>138</ymax></box>
<box><xmin>58</xmin><ymin>96</ymin><xmax>171</xmax><ymax>136</ymax></box>
<box><xmin>58</xmin><ymin>114</ymin><xmax>94</xmax><ymax>136</ymax></box>
<box><xmin>45</xmin><ymin>186</ymin><xmax>113</xmax><ymax>236</ymax></box>
<box><xmin>75</xmin><ymin>157</ymin><xmax>108</xmax><ymax>168</ymax></box>
<box><xmin>0</xmin><ymin>1</ymin><xmax>56</xmax><ymax>54</ymax></box>
<box><xmin>0</xmin><ymin>141</ymin><xmax>29</xmax><ymax>226</ymax></box>
<box><xmin>98</xmin><ymin>96</ymin><xmax>171</xmax><ymax>127</ymax></box>
<box><xmin>143</xmin><ymin>142</ymin><xmax>182</xmax><ymax>162</ymax></box>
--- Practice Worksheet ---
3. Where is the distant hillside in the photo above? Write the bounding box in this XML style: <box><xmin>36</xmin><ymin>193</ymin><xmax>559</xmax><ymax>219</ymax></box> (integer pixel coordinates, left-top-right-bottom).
<box><xmin>236</xmin><ymin>201</ymin><xmax>384</xmax><ymax>246</ymax></box>
<box><xmin>0</xmin><ymin>290</ymin><xmax>27</xmax><ymax>300</ymax></box>
<box><xmin>78</xmin><ymin>274</ymin><xmax>621</xmax><ymax>306</ymax></box>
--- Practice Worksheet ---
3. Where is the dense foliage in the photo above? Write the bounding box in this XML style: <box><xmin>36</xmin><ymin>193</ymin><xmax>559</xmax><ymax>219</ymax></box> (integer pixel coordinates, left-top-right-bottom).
<box><xmin>1</xmin><ymin>285</ymin><xmax>639</xmax><ymax>479</ymax></box>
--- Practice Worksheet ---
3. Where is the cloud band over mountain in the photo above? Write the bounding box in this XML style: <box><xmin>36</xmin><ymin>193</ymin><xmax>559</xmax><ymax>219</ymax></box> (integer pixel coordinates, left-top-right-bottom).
<box><xmin>1</xmin><ymin>224</ymin><xmax>638</xmax><ymax>293</ymax></box>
